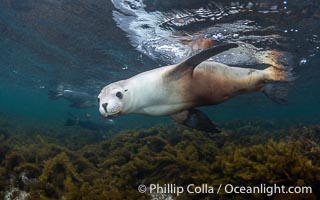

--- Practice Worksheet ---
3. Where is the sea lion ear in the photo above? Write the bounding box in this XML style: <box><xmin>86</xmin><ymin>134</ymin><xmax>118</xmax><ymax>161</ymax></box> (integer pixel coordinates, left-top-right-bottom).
<box><xmin>166</xmin><ymin>43</ymin><xmax>238</xmax><ymax>79</ymax></box>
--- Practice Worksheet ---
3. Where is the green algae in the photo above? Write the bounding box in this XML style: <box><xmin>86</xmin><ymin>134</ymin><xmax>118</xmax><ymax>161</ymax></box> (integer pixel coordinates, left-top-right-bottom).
<box><xmin>0</xmin><ymin>122</ymin><xmax>319</xmax><ymax>199</ymax></box>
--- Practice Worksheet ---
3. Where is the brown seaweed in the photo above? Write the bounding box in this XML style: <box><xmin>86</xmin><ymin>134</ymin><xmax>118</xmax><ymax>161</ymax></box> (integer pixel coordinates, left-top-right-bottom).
<box><xmin>0</xmin><ymin>120</ymin><xmax>319</xmax><ymax>199</ymax></box>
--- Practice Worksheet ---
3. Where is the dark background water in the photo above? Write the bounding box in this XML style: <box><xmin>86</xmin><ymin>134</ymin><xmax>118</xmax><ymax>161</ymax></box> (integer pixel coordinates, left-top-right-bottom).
<box><xmin>0</xmin><ymin>0</ymin><xmax>319</xmax><ymax>131</ymax></box>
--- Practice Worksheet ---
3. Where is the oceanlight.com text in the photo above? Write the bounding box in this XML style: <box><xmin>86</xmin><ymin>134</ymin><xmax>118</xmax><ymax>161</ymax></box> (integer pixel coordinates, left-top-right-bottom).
<box><xmin>137</xmin><ymin>183</ymin><xmax>312</xmax><ymax>197</ymax></box>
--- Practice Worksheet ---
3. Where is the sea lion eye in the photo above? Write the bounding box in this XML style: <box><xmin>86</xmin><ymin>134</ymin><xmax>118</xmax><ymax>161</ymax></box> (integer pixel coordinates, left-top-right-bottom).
<box><xmin>98</xmin><ymin>98</ymin><xmax>100</xmax><ymax>104</ymax></box>
<box><xmin>116</xmin><ymin>91</ymin><xmax>123</xmax><ymax>99</ymax></box>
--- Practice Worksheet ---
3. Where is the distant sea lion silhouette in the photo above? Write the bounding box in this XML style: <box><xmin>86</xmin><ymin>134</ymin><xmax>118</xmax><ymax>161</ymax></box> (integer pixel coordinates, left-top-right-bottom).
<box><xmin>98</xmin><ymin>44</ymin><xmax>292</xmax><ymax>132</ymax></box>
<box><xmin>64</xmin><ymin>113</ymin><xmax>115</xmax><ymax>131</ymax></box>
<box><xmin>49</xmin><ymin>86</ymin><xmax>97</xmax><ymax>108</ymax></box>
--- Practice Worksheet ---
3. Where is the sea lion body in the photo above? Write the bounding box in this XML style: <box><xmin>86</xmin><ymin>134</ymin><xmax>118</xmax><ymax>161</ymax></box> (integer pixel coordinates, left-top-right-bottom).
<box><xmin>98</xmin><ymin>44</ymin><xmax>290</xmax><ymax>131</ymax></box>
<box><xmin>49</xmin><ymin>88</ymin><xmax>97</xmax><ymax>108</ymax></box>
<box><xmin>114</xmin><ymin>62</ymin><xmax>271</xmax><ymax>116</ymax></box>
<box><xmin>172</xmin><ymin>62</ymin><xmax>268</xmax><ymax>106</ymax></box>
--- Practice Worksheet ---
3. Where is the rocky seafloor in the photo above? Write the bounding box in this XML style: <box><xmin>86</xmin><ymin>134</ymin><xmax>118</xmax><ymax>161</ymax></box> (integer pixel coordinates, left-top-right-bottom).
<box><xmin>0</xmin><ymin>118</ymin><xmax>319</xmax><ymax>200</ymax></box>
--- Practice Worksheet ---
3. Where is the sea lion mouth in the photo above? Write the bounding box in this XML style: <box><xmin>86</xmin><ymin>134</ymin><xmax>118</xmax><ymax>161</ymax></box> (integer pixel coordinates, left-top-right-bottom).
<box><xmin>105</xmin><ymin>111</ymin><xmax>120</xmax><ymax>119</ymax></box>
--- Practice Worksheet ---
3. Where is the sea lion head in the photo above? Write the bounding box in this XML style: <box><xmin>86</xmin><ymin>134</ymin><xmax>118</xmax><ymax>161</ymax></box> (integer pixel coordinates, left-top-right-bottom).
<box><xmin>98</xmin><ymin>81</ymin><xmax>128</xmax><ymax>118</ymax></box>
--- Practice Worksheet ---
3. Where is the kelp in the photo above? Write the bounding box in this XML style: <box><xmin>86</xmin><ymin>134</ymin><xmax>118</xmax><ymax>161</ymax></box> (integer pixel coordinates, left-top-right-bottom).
<box><xmin>0</xmin><ymin>121</ymin><xmax>319</xmax><ymax>199</ymax></box>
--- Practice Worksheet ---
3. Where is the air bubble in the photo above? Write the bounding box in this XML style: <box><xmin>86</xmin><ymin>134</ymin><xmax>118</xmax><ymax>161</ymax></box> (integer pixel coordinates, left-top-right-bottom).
<box><xmin>232</xmin><ymin>34</ymin><xmax>239</xmax><ymax>39</ymax></box>
<box><xmin>299</xmin><ymin>59</ymin><xmax>307</xmax><ymax>66</ymax></box>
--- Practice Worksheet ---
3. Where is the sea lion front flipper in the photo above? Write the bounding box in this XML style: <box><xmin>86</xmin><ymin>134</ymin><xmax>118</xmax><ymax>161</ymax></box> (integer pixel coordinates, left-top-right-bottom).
<box><xmin>166</xmin><ymin>43</ymin><xmax>238</xmax><ymax>79</ymax></box>
<box><xmin>170</xmin><ymin>109</ymin><xmax>220</xmax><ymax>133</ymax></box>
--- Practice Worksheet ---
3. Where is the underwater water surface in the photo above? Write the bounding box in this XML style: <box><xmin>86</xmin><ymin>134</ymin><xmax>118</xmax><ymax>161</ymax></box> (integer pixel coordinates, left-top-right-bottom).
<box><xmin>0</xmin><ymin>0</ymin><xmax>320</xmax><ymax>199</ymax></box>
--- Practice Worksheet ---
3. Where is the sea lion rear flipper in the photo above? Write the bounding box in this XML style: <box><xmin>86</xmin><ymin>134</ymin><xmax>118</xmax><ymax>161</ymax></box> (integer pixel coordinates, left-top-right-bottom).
<box><xmin>48</xmin><ymin>90</ymin><xmax>63</xmax><ymax>100</ymax></box>
<box><xmin>166</xmin><ymin>43</ymin><xmax>238</xmax><ymax>79</ymax></box>
<box><xmin>170</xmin><ymin>109</ymin><xmax>220</xmax><ymax>133</ymax></box>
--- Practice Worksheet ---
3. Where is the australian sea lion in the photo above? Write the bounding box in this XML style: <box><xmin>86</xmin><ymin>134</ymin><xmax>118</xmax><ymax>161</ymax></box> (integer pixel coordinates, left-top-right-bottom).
<box><xmin>65</xmin><ymin>113</ymin><xmax>115</xmax><ymax>131</ymax></box>
<box><xmin>49</xmin><ymin>86</ymin><xmax>97</xmax><ymax>108</ymax></box>
<box><xmin>98</xmin><ymin>44</ymin><xmax>292</xmax><ymax>132</ymax></box>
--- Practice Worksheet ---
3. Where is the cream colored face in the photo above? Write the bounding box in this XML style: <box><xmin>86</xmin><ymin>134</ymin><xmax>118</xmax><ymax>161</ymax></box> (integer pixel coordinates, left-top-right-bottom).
<box><xmin>98</xmin><ymin>83</ymin><xmax>127</xmax><ymax>118</ymax></box>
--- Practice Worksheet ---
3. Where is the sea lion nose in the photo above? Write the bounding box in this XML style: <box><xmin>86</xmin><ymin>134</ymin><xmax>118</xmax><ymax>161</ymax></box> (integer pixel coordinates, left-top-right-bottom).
<box><xmin>102</xmin><ymin>103</ymin><xmax>108</xmax><ymax>112</ymax></box>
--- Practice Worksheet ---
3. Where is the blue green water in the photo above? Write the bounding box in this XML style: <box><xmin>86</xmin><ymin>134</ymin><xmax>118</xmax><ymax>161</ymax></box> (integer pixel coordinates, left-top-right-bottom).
<box><xmin>0</xmin><ymin>0</ymin><xmax>319</xmax><ymax>130</ymax></box>
<box><xmin>0</xmin><ymin>1</ymin><xmax>320</xmax><ymax>199</ymax></box>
